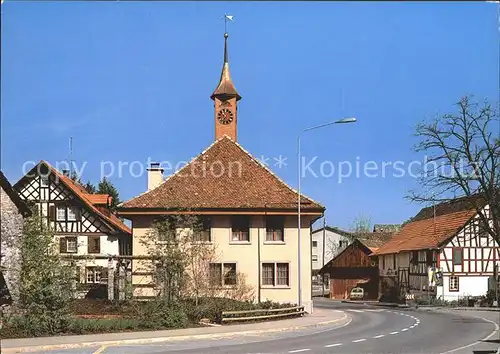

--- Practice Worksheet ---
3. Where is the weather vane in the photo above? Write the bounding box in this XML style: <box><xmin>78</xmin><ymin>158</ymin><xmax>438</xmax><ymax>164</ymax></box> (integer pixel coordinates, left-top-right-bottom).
<box><xmin>222</xmin><ymin>14</ymin><xmax>234</xmax><ymax>34</ymax></box>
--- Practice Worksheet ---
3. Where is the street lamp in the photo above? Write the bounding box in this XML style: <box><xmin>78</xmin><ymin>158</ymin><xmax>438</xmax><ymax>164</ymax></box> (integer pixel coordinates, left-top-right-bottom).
<box><xmin>297</xmin><ymin>117</ymin><xmax>357</xmax><ymax>307</ymax></box>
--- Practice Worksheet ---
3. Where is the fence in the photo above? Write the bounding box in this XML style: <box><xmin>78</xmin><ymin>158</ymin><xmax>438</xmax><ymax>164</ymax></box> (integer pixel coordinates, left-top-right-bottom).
<box><xmin>221</xmin><ymin>306</ymin><xmax>305</xmax><ymax>323</ymax></box>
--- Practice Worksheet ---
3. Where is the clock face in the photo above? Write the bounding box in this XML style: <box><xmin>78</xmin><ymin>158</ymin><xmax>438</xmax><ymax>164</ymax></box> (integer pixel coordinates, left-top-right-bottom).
<box><xmin>217</xmin><ymin>108</ymin><xmax>234</xmax><ymax>125</ymax></box>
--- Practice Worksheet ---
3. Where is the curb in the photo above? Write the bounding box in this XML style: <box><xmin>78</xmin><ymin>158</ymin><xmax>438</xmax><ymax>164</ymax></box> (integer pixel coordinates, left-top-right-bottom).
<box><xmin>340</xmin><ymin>300</ymin><xmax>408</xmax><ymax>308</ymax></box>
<box><xmin>2</xmin><ymin>313</ymin><xmax>350</xmax><ymax>353</ymax></box>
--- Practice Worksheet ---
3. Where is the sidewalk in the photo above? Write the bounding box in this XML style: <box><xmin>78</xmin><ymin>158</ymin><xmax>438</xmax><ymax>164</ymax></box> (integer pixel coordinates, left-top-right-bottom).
<box><xmin>2</xmin><ymin>308</ymin><xmax>349</xmax><ymax>353</ymax></box>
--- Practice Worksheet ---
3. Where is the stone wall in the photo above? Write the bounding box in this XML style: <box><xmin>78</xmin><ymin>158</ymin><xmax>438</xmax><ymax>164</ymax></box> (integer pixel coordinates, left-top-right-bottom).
<box><xmin>0</xmin><ymin>186</ymin><xmax>24</xmax><ymax>303</ymax></box>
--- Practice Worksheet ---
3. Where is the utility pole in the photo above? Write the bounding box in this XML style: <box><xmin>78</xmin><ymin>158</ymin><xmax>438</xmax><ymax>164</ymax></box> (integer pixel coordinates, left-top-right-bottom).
<box><xmin>322</xmin><ymin>216</ymin><xmax>326</xmax><ymax>297</ymax></box>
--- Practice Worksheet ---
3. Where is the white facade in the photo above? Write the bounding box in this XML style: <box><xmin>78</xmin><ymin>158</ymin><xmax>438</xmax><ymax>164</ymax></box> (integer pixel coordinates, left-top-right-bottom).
<box><xmin>311</xmin><ymin>227</ymin><xmax>350</xmax><ymax>271</ymax></box>
<box><xmin>437</xmin><ymin>206</ymin><xmax>499</xmax><ymax>301</ymax></box>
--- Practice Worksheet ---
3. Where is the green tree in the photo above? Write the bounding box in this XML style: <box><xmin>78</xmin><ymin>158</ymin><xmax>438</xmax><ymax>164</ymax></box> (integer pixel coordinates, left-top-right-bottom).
<box><xmin>12</xmin><ymin>213</ymin><xmax>74</xmax><ymax>336</ymax></box>
<box><xmin>83</xmin><ymin>181</ymin><xmax>97</xmax><ymax>194</ymax></box>
<box><xmin>97</xmin><ymin>177</ymin><xmax>120</xmax><ymax>211</ymax></box>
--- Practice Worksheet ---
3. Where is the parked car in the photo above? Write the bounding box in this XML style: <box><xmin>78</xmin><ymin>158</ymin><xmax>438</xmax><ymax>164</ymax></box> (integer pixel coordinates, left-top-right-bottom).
<box><xmin>349</xmin><ymin>287</ymin><xmax>364</xmax><ymax>300</ymax></box>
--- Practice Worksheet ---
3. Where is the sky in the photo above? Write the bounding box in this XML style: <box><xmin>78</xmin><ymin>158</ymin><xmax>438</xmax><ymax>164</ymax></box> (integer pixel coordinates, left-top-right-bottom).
<box><xmin>1</xmin><ymin>1</ymin><xmax>498</xmax><ymax>230</ymax></box>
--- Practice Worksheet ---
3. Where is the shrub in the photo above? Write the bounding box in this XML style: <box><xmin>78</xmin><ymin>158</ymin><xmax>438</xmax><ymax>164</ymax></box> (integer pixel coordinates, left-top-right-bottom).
<box><xmin>132</xmin><ymin>299</ymin><xmax>189</xmax><ymax>329</ymax></box>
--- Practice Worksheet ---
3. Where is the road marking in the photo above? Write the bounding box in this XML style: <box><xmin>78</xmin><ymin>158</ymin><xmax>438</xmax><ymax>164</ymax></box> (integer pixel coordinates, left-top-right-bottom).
<box><xmin>390</xmin><ymin>331</ymin><xmax>399</xmax><ymax>335</ymax></box>
<box><xmin>401</xmin><ymin>328</ymin><xmax>409</xmax><ymax>331</ymax></box>
<box><xmin>93</xmin><ymin>346</ymin><xmax>108</xmax><ymax>354</ymax></box>
<box><xmin>352</xmin><ymin>339</ymin><xmax>366</xmax><ymax>342</ymax></box>
<box><xmin>324</xmin><ymin>343</ymin><xmax>343</xmax><ymax>347</ymax></box>
<box><xmin>373</xmin><ymin>334</ymin><xmax>385</xmax><ymax>338</ymax></box>
<box><xmin>438</xmin><ymin>315</ymin><xmax>500</xmax><ymax>354</ymax></box>
<box><xmin>347</xmin><ymin>309</ymin><xmax>365</xmax><ymax>313</ymax></box>
<box><xmin>288</xmin><ymin>349</ymin><xmax>311</xmax><ymax>353</ymax></box>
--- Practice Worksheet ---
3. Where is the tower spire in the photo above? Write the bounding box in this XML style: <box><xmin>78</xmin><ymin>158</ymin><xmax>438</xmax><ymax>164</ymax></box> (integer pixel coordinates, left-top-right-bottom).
<box><xmin>211</xmin><ymin>32</ymin><xmax>241</xmax><ymax>101</ymax></box>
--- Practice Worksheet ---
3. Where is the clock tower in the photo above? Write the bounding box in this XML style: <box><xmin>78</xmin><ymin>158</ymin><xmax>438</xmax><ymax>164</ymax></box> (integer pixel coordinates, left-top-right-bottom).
<box><xmin>211</xmin><ymin>33</ymin><xmax>241</xmax><ymax>141</ymax></box>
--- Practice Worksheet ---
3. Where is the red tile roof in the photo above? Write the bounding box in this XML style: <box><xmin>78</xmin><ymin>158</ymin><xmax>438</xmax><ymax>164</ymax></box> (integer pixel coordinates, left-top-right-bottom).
<box><xmin>16</xmin><ymin>161</ymin><xmax>131</xmax><ymax>235</ymax></box>
<box><xmin>119</xmin><ymin>136</ymin><xmax>324</xmax><ymax>213</ymax></box>
<box><xmin>87</xmin><ymin>194</ymin><xmax>111</xmax><ymax>205</ymax></box>
<box><xmin>373</xmin><ymin>206</ymin><xmax>478</xmax><ymax>255</ymax></box>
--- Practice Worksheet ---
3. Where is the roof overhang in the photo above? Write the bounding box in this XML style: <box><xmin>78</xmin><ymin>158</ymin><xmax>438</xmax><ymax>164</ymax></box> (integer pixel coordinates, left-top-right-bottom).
<box><xmin>117</xmin><ymin>207</ymin><xmax>324</xmax><ymax>217</ymax></box>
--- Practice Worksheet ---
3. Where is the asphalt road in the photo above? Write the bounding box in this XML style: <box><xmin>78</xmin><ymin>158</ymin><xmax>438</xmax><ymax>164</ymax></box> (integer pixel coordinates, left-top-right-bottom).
<box><xmin>146</xmin><ymin>300</ymin><xmax>499</xmax><ymax>354</ymax></box>
<box><xmin>34</xmin><ymin>299</ymin><xmax>499</xmax><ymax>354</ymax></box>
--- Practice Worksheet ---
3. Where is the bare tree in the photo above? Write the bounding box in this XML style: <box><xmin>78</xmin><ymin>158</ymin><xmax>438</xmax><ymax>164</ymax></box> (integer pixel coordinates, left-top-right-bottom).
<box><xmin>348</xmin><ymin>215</ymin><xmax>372</xmax><ymax>241</ymax></box>
<box><xmin>408</xmin><ymin>96</ymin><xmax>500</xmax><ymax>244</ymax></box>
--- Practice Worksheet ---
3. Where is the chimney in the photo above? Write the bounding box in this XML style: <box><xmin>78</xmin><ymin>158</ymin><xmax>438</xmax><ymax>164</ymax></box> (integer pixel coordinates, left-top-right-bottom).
<box><xmin>62</xmin><ymin>169</ymin><xmax>70</xmax><ymax>177</ymax></box>
<box><xmin>147</xmin><ymin>162</ymin><xmax>164</xmax><ymax>191</ymax></box>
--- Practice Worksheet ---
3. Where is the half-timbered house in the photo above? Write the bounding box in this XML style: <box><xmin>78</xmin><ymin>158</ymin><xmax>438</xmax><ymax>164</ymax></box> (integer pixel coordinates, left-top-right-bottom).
<box><xmin>374</xmin><ymin>196</ymin><xmax>499</xmax><ymax>301</ymax></box>
<box><xmin>14</xmin><ymin>161</ymin><xmax>132</xmax><ymax>293</ymax></box>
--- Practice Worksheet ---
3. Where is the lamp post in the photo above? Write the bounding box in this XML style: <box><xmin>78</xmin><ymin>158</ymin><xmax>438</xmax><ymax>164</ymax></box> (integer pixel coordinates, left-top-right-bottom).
<box><xmin>297</xmin><ymin>117</ymin><xmax>357</xmax><ymax>307</ymax></box>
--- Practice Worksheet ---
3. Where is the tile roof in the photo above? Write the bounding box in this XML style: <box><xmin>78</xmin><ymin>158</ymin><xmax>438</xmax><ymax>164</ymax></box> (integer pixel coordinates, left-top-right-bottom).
<box><xmin>86</xmin><ymin>194</ymin><xmax>111</xmax><ymax>205</ymax></box>
<box><xmin>16</xmin><ymin>161</ymin><xmax>131</xmax><ymax>235</ymax></box>
<box><xmin>373</xmin><ymin>199</ymin><xmax>480</xmax><ymax>255</ymax></box>
<box><xmin>357</xmin><ymin>232</ymin><xmax>394</xmax><ymax>250</ymax></box>
<box><xmin>373</xmin><ymin>224</ymin><xmax>401</xmax><ymax>233</ymax></box>
<box><xmin>119</xmin><ymin>136</ymin><xmax>324</xmax><ymax>212</ymax></box>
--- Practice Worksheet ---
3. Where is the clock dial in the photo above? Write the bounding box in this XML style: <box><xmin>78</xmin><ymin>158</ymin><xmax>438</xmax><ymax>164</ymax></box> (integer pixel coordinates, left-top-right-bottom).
<box><xmin>217</xmin><ymin>108</ymin><xmax>234</xmax><ymax>125</ymax></box>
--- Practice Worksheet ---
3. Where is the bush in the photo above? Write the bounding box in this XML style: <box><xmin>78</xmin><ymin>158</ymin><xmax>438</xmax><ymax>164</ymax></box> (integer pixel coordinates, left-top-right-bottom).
<box><xmin>132</xmin><ymin>300</ymin><xmax>189</xmax><ymax>329</ymax></box>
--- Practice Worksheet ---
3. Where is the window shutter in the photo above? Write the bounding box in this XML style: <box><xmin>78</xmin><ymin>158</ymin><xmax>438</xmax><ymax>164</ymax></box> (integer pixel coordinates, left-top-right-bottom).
<box><xmin>88</xmin><ymin>236</ymin><xmax>101</xmax><ymax>254</ymax></box>
<box><xmin>101</xmin><ymin>266</ymin><xmax>108</xmax><ymax>282</ymax></box>
<box><xmin>49</xmin><ymin>205</ymin><xmax>56</xmax><ymax>221</ymax></box>
<box><xmin>59</xmin><ymin>237</ymin><xmax>67</xmax><ymax>253</ymax></box>
<box><xmin>75</xmin><ymin>207</ymin><xmax>82</xmax><ymax>221</ymax></box>
<box><xmin>75</xmin><ymin>266</ymin><xmax>81</xmax><ymax>283</ymax></box>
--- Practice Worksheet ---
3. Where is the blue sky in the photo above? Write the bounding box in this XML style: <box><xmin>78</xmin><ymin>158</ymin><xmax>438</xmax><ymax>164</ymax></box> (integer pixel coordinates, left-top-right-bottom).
<box><xmin>1</xmin><ymin>2</ymin><xmax>498</xmax><ymax>230</ymax></box>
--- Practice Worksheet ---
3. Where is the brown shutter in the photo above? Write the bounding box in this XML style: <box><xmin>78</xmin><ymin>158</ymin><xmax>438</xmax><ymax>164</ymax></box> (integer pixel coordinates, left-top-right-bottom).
<box><xmin>101</xmin><ymin>266</ymin><xmax>108</xmax><ymax>282</ymax></box>
<box><xmin>59</xmin><ymin>237</ymin><xmax>67</xmax><ymax>253</ymax></box>
<box><xmin>75</xmin><ymin>207</ymin><xmax>82</xmax><ymax>221</ymax></box>
<box><xmin>75</xmin><ymin>266</ymin><xmax>81</xmax><ymax>283</ymax></box>
<box><xmin>49</xmin><ymin>205</ymin><xmax>56</xmax><ymax>221</ymax></box>
<box><xmin>88</xmin><ymin>236</ymin><xmax>100</xmax><ymax>254</ymax></box>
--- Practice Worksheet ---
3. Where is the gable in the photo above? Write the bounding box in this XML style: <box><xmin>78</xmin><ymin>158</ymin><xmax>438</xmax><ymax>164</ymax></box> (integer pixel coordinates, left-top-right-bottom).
<box><xmin>14</xmin><ymin>161</ymin><xmax>131</xmax><ymax>235</ymax></box>
<box><xmin>320</xmin><ymin>240</ymin><xmax>374</xmax><ymax>271</ymax></box>
<box><xmin>120</xmin><ymin>137</ymin><xmax>324</xmax><ymax>213</ymax></box>
<box><xmin>0</xmin><ymin>171</ymin><xmax>31</xmax><ymax>216</ymax></box>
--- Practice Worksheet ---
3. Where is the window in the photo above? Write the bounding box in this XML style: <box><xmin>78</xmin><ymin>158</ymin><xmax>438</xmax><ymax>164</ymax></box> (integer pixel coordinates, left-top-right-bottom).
<box><xmin>312</xmin><ymin>241</ymin><xmax>318</xmax><ymax>248</ymax></box>
<box><xmin>88</xmin><ymin>236</ymin><xmax>101</xmax><ymax>254</ymax></box>
<box><xmin>411</xmin><ymin>251</ymin><xmax>419</xmax><ymax>266</ymax></box>
<box><xmin>382</xmin><ymin>256</ymin><xmax>386</xmax><ymax>270</ymax></box>
<box><xmin>393</xmin><ymin>254</ymin><xmax>397</xmax><ymax>269</ymax></box>
<box><xmin>86</xmin><ymin>267</ymin><xmax>102</xmax><ymax>284</ymax></box>
<box><xmin>312</xmin><ymin>255</ymin><xmax>318</xmax><ymax>262</ymax></box>
<box><xmin>449</xmin><ymin>276</ymin><xmax>459</xmax><ymax>291</ymax></box>
<box><xmin>426</xmin><ymin>250</ymin><xmax>433</xmax><ymax>266</ymax></box>
<box><xmin>231</xmin><ymin>216</ymin><xmax>250</xmax><ymax>242</ymax></box>
<box><xmin>266</xmin><ymin>216</ymin><xmax>284</xmax><ymax>242</ymax></box>
<box><xmin>56</xmin><ymin>206</ymin><xmax>66</xmax><ymax>221</ymax></box>
<box><xmin>193</xmin><ymin>217</ymin><xmax>211</xmax><ymax>242</ymax></box>
<box><xmin>54</xmin><ymin>205</ymin><xmax>80</xmax><ymax>222</ymax></box>
<box><xmin>40</xmin><ymin>176</ymin><xmax>49</xmax><ymax>187</ymax></box>
<box><xmin>59</xmin><ymin>237</ymin><xmax>78</xmax><ymax>253</ymax></box>
<box><xmin>209</xmin><ymin>263</ymin><xmax>237</xmax><ymax>286</ymax></box>
<box><xmin>452</xmin><ymin>248</ymin><xmax>463</xmax><ymax>266</ymax></box>
<box><xmin>67</xmin><ymin>206</ymin><xmax>78</xmax><ymax>221</ymax></box>
<box><xmin>261</xmin><ymin>263</ymin><xmax>289</xmax><ymax>287</ymax></box>
<box><xmin>339</xmin><ymin>240</ymin><xmax>345</xmax><ymax>248</ymax></box>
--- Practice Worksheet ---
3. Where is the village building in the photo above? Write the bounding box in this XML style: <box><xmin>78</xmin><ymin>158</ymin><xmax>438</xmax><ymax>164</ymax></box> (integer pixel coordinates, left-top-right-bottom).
<box><xmin>14</xmin><ymin>161</ymin><xmax>132</xmax><ymax>297</ymax></box>
<box><xmin>117</xmin><ymin>33</ymin><xmax>325</xmax><ymax>312</ymax></box>
<box><xmin>373</xmin><ymin>196</ymin><xmax>499</xmax><ymax>302</ymax></box>
<box><xmin>311</xmin><ymin>225</ymin><xmax>351</xmax><ymax>275</ymax></box>
<box><xmin>0</xmin><ymin>171</ymin><xmax>32</xmax><ymax>304</ymax></box>
<box><xmin>319</xmin><ymin>233</ymin><xmax>393</xmax><ymax>300</ymax></box>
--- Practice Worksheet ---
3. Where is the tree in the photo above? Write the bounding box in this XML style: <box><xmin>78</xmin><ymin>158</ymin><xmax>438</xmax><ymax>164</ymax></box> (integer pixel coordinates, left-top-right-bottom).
<box><xmin>8</xmin><ymin>212</ymin><xmax>74</xmax><ymax>336</ymax></box>
<box><xmin>141</xmin><ymin>214</ymin><xmax>254</xmax><ymax>306</ymax></box>
<box><xmin>408</xmin><ymin>96</ymin><xmax>500</xmax><ymax>244</ymax></box>
<box><xmin>348</xmin><ymin>215</ymin><xmax>372</xmax><ymax>242</ymax></box>
<box><xmin>97</xmin><ymin>178</ymin><xmax>120</xmax><ymax>211</ymax></box>
<box><xmin>83</xmin><ymin>181</ymin><xmax>97</xmax><ymax>194</ymax></box>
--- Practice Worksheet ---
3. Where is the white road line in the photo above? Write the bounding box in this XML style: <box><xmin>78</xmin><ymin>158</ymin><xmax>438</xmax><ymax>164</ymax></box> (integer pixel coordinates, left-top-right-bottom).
<box><xmin>373</xmin><ymin>334</ymin><xmax>385</xmax><ymax>338</ymax></box>
<box><xmin>288</xmin><ymin>349</ymin><xmax>311</xmax><ymax>353</ymax></box>
<box><xmin>390</xmin><ymin>331</ymin><xmax>399</xmax><ymax>335</ymax></box>
<box><xmin>352</xmin><ymin>339</ymin><xmax>366</xmax><ymax>343</ymax></box>
<box><xmin>401</xmin><ymin>328</ymin><xmax>409</xmax><ymax>331</ymax></box>
<box><xmin>347</xmin><ymin>309</ymin><xmax>365</xmax><ymax>313</ymax></box>
<box><xmin>324</xmin><ymin>343</ymin><xmax>343</xmax><ymax>348</ymax></box>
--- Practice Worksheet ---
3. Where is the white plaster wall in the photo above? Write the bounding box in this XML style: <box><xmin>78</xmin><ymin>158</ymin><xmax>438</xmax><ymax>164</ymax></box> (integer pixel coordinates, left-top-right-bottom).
<box><xmin>437</xmin><ymin>276</ymin><xmax>489</xmax><ymax>301</ymax></box>
<box><xmin>311</xmin><ymin>229</ymin><xmax>350</xmax><ymax>271</ymax></box>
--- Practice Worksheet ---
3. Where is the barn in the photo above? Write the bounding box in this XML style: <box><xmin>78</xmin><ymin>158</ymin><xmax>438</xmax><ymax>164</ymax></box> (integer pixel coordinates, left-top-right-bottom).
<box><xmin>319</xmin><ymin>236</ymin><xmax>391</xmax><ymax>300</ymax></box>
